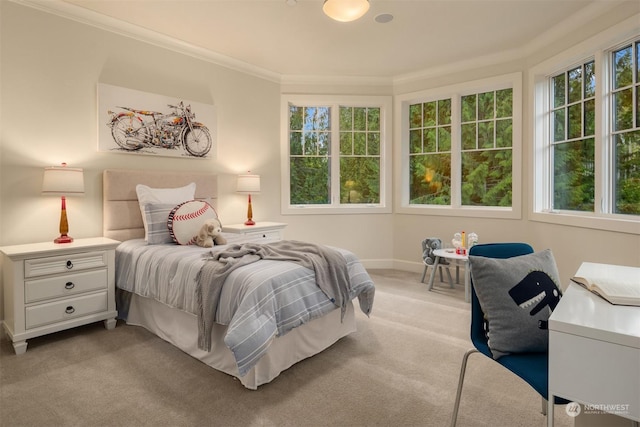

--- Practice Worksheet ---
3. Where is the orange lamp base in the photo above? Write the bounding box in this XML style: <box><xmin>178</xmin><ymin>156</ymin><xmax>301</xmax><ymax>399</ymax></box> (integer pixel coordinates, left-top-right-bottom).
<box><xmin>54</xmin><ymin>198</ymin><xmax>74</xmax><ymax>244</ymax></box>
<box><xmin>244</xmin><ymin>194</ymin><xmax>255</xmax><ymax>226</ymax></box>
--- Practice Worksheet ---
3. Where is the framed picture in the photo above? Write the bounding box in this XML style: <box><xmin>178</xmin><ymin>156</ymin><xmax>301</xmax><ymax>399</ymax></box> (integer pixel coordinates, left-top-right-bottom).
<box><xmin>97</xmin><ymin>83</ymin><xmax>216</xmax><ymax>159</ymax></box>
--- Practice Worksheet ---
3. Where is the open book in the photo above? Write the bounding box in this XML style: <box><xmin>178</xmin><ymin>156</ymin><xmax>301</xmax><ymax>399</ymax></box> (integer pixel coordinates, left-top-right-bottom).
<box><xmin>570</xmin><ymin>262</ymin><xmax>640</xmax><ymax>306</ymax></box>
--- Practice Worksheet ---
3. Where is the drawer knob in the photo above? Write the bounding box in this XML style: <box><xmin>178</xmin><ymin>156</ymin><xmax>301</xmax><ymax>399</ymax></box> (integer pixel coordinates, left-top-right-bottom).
<box><xmin>66</xmin><ymin>260</ymin><xmax>73</xmax><ymax>269</ymax></box>
<box><xmin>65</xmin><ymin>282</ymin><xmax>75</xmax><ymax>290</ymax></box>
<box><xmin>65</xmin><ymin>306</ymin><xmax>75</xmax><ymax>314</ymax></box>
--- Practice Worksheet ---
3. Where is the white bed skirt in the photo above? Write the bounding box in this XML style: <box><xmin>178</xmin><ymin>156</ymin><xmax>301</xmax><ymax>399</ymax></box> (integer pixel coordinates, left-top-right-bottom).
<box><xmin>125</xmin><ymin>293</ymin><xmax>357</xmax><ymax>389</ymax></box>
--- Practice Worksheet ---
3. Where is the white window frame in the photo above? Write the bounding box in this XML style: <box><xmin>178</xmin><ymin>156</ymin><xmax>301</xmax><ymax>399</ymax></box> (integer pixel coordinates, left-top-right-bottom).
<box><xmin>280</xmin><ymin>94</ymin><xmax>392</xmax><ymax>215</ymax></box>
<box><xmin>529</xmin><ymin>15</ymin><xmax>640</xmax><ymax>235</ymax></box>
<box><xmin>394</xmin><ymin>72</ymin><xmax>523</xmax><ymax>219</ymax></box>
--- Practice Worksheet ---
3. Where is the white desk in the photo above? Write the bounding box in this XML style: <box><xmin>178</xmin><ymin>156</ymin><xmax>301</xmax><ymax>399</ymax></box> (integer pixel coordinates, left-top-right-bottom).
<box><xmin>427</xmin><ymin>248</ymin><xmax>470</xmax><ymax>302</ymax></box>
<box><xmin>548</xmin><ymin>284</ymin><xmax>640</xmax><ymax>426</ymax></box>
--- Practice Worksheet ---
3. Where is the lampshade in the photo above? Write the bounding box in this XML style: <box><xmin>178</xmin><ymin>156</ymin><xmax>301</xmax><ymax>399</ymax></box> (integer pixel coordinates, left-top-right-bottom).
<box><xmin>323</xmin><ymin>0</ymin><xmax>369</xmax><ymax>22</ymax></box>
<box><xmin>42</xmin><ymin>164</ymin><xmax>85</xmax><ymax>196</ymax></box>
<box><xmin>236</xmin><ymin>174</ymin><xmax>261</xmax><ymax>193</ymax></box>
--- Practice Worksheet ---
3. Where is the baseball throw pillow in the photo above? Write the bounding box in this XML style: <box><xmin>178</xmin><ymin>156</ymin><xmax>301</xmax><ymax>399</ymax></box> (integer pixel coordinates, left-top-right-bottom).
<box><xmin>168</xmin><ymin>200</ymin><xmax>218</xmax><ymax>245</ymax></box>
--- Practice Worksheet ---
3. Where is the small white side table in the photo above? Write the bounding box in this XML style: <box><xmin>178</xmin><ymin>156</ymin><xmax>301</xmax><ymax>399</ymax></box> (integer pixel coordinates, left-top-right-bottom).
<box><xmin>222</xmin><ymin>222</ymin><xmax>287</xmax><ymax>241</ymax></box>
<box><xmin>0</xmin><ymin>237</ymin><xmax>120</xmax><ymax>354</ymax></box>
<box><xmin>427</xmin><ymin>248</ymin><xmax>470</xmax><ymax>302</ymax></box>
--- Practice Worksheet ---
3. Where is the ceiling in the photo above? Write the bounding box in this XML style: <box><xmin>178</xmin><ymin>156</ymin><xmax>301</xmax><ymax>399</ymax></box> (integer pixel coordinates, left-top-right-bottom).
<box><xmin>25</xmin><ymin>0</ymin><xmax>632</xmax><ymax>82</ymax></box>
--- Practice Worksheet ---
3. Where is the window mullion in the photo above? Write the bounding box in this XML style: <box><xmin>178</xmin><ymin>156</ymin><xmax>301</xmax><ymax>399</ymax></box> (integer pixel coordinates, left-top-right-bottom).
<box><xmin>330</xmin><ymin>104</ymin><xmax>341</xmax><ymax>206</ymax></box>
<box><xmin>542</xmin><ymin>81</ymin><xmax>553</xmax><ymax>212</ymax></box>
<box><xmin>594</xmin><ymin>49</ymin><xmax>607</xmax><ymax>215</ymax></box>
<box><xmin>450</xmin><ymin>94</ymin><xmax>462</xmax><ymax>208</ymax></box>
<box><xmin>532</xmin><ymin>73</ymin><xmax>552</xmax><ymax>213</ymax></box>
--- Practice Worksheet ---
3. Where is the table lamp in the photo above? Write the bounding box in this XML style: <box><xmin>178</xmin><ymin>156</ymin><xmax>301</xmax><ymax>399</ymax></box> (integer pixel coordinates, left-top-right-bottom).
<box><xmin>42</xmin><ymin>163</ymin><xmax>85</xmax><ymax>243</ymax></box>
<box><xmin>236</xmin><ymin>173</ymin><xmax>260</xmax><ymax>226</ymax></box>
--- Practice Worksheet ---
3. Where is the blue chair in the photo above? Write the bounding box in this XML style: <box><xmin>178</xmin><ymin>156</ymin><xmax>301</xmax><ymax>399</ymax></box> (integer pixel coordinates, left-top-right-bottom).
<box><xmin>450</xmin><ymin>243</ymin><xmax>569</xmax><ymax>426</ymax></box>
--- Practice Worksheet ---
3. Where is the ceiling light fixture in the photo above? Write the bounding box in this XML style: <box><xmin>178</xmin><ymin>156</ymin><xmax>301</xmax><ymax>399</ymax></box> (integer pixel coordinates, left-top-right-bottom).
<box><xmin>323</xmin><ymin>0</ymin><xmax>370</xmax><ymax>22</ymax></box>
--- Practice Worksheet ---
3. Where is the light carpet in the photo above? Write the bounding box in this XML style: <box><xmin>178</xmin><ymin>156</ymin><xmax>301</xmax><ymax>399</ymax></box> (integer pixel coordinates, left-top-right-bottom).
<box><xmin>0</xmin><ymin>269</ymin><xmax>573</xmax><ymax>427</ymax></box>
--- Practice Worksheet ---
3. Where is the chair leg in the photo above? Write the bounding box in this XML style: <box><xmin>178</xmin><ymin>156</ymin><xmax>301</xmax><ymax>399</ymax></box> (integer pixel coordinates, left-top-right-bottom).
<box><xmin>450</xmin><ymin>348</ymin><xmax>479</xmax><ymax>427</ymax></box>
<box><xmin>421</xmin><ymin>265</ymin><xmax>428</xmax><ymax>283</ymax></box>
<box><xmin>541</xmin><ymin>397</ymin><xmax>547</xmax><ymax>415</ymax></box>
<box><xmin>439</xmin><ymin>266</ymin><xmax>444</xmax><ymax>282</ymax></box>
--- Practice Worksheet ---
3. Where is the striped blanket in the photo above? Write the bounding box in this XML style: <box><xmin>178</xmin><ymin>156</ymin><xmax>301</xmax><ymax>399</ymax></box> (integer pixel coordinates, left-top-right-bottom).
<box><xmin>115</xmin><ymin>238</ymin><xmax>375</xmax><ymax>377</ymax></box>
<box><xmin>197</xmin><ymin>241</ymin><xmax>352</xmax><ymax>351</ymax></box>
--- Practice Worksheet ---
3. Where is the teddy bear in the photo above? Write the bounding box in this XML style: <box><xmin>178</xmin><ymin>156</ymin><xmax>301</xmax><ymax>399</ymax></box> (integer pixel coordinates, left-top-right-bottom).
<box><xmin>194</xmin><ymin>218</ymin><xmax>228</xmax><ymax>248</ymax></box>
<box><xmin>423</xmin><ymin>238</ymin><xmax>448</xmax><ymax>266</ymax></box>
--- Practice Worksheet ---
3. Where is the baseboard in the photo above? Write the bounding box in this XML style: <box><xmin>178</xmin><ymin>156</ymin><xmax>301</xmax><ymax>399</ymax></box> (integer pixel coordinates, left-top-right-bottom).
<box><xmin>359</xmin><ymin>259</ymin><xmax>424</xmax><ymax>274</ymax></box>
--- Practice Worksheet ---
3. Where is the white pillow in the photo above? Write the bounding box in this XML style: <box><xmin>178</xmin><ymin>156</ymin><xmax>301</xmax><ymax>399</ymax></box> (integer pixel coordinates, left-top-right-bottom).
<box><xmin>136</xmin><ymin>182</ymin><xmax>196</xmax><ymax>240</ymax></box>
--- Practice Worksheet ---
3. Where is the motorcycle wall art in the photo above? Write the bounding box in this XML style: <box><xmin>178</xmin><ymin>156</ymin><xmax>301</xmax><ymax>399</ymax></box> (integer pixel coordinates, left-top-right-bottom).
<box><xmin>98</xmin><ymin>83</ymin><xmax>216</xmax><ymax>159</ymax></box>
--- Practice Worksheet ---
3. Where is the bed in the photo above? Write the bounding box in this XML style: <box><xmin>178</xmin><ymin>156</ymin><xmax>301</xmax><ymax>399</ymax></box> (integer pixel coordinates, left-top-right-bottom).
<box><xmin>102</xmin><ymin>169</ymin><xmax>375</xmax><ymax>389</ymax></box>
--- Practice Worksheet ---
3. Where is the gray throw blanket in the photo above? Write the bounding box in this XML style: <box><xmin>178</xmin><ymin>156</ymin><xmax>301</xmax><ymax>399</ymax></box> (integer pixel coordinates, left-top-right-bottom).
<box><xmin>196</xmin><ymin>240</ymin><xmax>351</xmax><ymax>352</ymax></box>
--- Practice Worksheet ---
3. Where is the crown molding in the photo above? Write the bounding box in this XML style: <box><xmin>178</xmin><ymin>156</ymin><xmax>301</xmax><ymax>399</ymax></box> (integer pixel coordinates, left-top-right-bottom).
<box><xmin>392</xmin><ymin>0</ymin><xmax>631</xmax><ymax>86</ymax></box>
<box><xmin>11</xmin><ymin>0</ymin><xmax>633</xmax><ymax>88</ymax></box>
<box><xmin>13</xmin><ymin>0</ymin><xmax>283</xmax><ymax>84</ymax></box>
<box><xmin>279</xmin><ymin>73</ymin><xmax>392</xmax><ymax>87</ymax></box>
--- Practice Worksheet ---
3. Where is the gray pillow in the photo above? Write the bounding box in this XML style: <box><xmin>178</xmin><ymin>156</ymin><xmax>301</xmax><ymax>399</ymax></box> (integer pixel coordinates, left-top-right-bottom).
<box><xmin>469</xmin><ymin>249</ymin><xmax>562</xmax><ymax>359</ymax></box>
<box><xmin>144</xmin><ymin>203</ymin><xmax>175</xmax><ymax>245</ymax></box>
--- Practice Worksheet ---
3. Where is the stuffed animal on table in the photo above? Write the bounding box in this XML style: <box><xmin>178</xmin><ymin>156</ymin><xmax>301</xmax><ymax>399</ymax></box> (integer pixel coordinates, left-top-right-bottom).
<box><xmin>194</xmin><ymin>218</ymin><xmax>228</xmax><ymax>248</ymax></box>
<box><xmin>423</xmin><ymin>238</ymin><xmax>450</xmax><ymax>266</ymax></box>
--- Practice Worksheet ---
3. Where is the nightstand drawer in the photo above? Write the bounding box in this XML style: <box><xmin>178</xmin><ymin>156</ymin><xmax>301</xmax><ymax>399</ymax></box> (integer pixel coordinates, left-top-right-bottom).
<box><xmin>25</xmin><ymin>291</ymin><xmax>108</xmax><ymax>329</ymax></box>
<box><xmin>222</xmin><ymin>222</ymin><xmax>286</xmax><ymax>242</ymax></box>
<box><xmin>24</xmin><ymin>251</ymin><xmax>108</xmax><ymax>279</ymax></box>
<box><xmin>245</xmin><ymin>230</ymin><xmax>282</xmax><ymax>240</ymax></box>
<box><xmin>25</xmin><ymin>269</ymin><xmax>108</xmax><ymax>303</ymax></box>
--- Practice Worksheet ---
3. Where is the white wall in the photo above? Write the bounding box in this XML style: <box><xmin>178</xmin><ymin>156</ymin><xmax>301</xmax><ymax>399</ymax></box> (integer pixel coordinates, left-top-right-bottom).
<box><xmin>1</xmin><ymin>2</ymin><xmax>639</xmax><ymax>323</ymax></box>
<box><xmin>0</xmin><ymin>2</ymin><xmax>282</xmax><ymax>242</ymax></box>
<box><xmin>390</xmin><ymin>3</ymin><xmax>640</xmax><ymax>283</ymax></box>
<box><xmin>0</xmin><ymin>2</ymin><xmax>396</xmax><ymax>319</ymax></box>
<box><xmin>0</xmin><ymin>2</ymin><xmax>396</xmax><ymax>256</ymax></box>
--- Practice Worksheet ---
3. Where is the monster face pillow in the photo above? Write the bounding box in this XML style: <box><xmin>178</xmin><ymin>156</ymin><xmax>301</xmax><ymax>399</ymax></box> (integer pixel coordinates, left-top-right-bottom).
<box><xmin>469</xmin><ymin>249</ymin><xmax>562</xmax><ymax>359</ymax></box>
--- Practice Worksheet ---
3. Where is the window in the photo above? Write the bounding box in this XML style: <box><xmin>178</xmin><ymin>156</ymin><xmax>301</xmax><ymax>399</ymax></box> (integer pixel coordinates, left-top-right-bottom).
<box><xmin>281</xmin><ymin>95</ymin><xmax>392</xmax><ymax>214</ymax></box>
<box><xmin>460</xmin><ymin>89</ymin><xmax>513</xmax><ymax>207</ymax></box>
<box><xmin>550</xmin><ymin>61</ymin><xmax>596</xmax><ymax>212</ymax></box>
<box><xmin>409</xmin><ymin>98</ymin><xmax>452</xmax><ymax>205</ymax></box>
<box><xmin>397</xmin><ymin>73</ymin><xmax>522</xmax><ymax>218</ymax></box>
<box><xmin>531</xmin><ymin>19</ymin><xmax>640</xmax><ymax>234</ymax></box>
<box><xmin>612</xmin><ymin>42</ymin><xmax>640</xmax><ymax>216</ymax></box>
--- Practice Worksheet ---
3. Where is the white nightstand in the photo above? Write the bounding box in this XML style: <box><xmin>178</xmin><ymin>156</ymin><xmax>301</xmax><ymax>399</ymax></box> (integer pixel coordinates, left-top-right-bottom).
<box><xmin>0</xmin><ymin>237</ymin><xmax>120</xmax><ymax>355</ymax></box>
<box><xmin>222</xmin><ymin>222</ymin><xmax>287</xmax><ymax>241</ymax></box>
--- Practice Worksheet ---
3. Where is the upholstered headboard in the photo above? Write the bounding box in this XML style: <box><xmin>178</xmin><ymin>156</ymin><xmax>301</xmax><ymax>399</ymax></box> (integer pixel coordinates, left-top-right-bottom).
<box><xmin>103</xmin><ymin>169</ymin><xmax>218</xmax><ymax>242</ymax></box>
